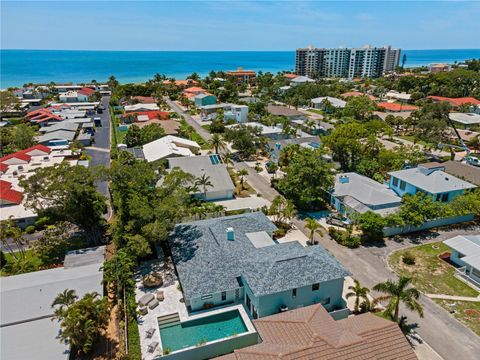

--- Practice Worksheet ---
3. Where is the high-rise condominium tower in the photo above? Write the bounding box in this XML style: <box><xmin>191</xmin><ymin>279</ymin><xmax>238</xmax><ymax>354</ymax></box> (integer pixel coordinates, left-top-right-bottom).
<box><xmin>295</xmin><ymin>45</ymin><xmax>401</xmax><ymax>79</ymax></box>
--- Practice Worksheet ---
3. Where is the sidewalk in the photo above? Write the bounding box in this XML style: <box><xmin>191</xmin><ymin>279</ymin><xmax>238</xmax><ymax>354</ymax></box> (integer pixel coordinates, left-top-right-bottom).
<box><xmin>425</xmin><ymin>294</ymin><xmax>480</xmax><ymax>302</ymax></box>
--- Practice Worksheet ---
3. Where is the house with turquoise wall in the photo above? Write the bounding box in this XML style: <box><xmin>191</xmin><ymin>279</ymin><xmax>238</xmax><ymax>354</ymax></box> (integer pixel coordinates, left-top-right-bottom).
<box><xmin>194</xmin><ymin>94</ymin><xmax>217</xmax><ymax>107</ymax></box>
<box><xmin>169</xmin><ymin>212</ymin><xmax>350</xmax><ymax>319</ymax></box>
<box><xmin>388</xmin><ymin>164</ymin><xmax>476</xmax><ymax>203</ymax></box>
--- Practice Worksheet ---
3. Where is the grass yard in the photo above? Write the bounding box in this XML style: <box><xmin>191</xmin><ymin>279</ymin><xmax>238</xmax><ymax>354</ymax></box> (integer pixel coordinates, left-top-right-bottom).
<box><xmin>227</xmin><ymin>168</ymin><xmax>257</xmax><ymax>197</ymax></box>
<box><xmin>433</xmin><ymin>299</ymin><xmax>480</xmax><ymax>336</ymax></box>
<box><xmin>396</xmin><ymin>135</ymin><xmax>433</xmax><ymax>148</ymax></box>
<box><xmin>307</xmin><ymin>109</ymin><xmax>324</xmax><ymax>115</ymax></box>
<box><xmin>389</xmin><ymin>242</ymin><xmax>479</xmax><ymax>297</ymax></box>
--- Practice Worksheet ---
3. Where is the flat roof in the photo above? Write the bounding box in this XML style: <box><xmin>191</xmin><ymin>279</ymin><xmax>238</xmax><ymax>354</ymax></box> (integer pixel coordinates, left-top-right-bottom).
<box><xmin>449</xmin><ymin>112</ymin><xmax>480</xmax><ymax>125</ymax></box>
<box><xmin>169</xmin><ymin>212</ymin><xmax>349</xmax><ymax>299</ymax></box>
<box><xmin>444</xmin><ymin>235</ymin><xmax>480</xmax><ymax>269</ymax></box>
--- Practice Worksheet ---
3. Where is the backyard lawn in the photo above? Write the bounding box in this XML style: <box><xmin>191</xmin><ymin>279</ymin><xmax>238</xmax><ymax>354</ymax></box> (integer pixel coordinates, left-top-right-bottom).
<box><xmin>1</xmin><ymin>249</ymin><xmax>44</xmax><ymax>276</ymax></box>
<box><xmin>433</xmin><ymin>299</ymin><xmax>480</xmax><ymax>336</ymax></box>
<box><xmin>389</xmin><ymin>242</ymin><xmax>479</xmax><ymax>297</ymax></box>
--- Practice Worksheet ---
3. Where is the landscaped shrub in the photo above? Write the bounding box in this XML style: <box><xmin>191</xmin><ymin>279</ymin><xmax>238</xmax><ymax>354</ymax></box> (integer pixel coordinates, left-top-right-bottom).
<box><xmin>25</xmin><ymin>225</ymin><xmax>36</xmax><ymax>234</ymax></box>
<box><xmin>402</xmin><ymin>252</ymin><xmax>416</xmax><ymax>265</ymax></box>
<box><xmin>34</xmin><ymin>216</ymin><xmax>50</xmax><ymax>230</ymax></box>
<box><xmin>266</xmin><ymin>161</ymin><xmax>278</xmax><ymax>174</ymax></box>
<box><xmin>273</xmin><ymin>228</ymin><xmax>287</xmax><ymax>239</ymax></box>
<box><xmin>328</xmin><ymin>227</ymin><xmax>362</xmax><ymax>248</ymax></box>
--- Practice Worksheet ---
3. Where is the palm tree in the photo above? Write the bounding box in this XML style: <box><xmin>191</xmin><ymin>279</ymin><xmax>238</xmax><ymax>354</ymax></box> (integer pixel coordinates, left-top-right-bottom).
<box><xmin>346</xmin><ymin>279</ymin><xmax>370</xmax><ymax>314</ymax></box>
<box><xmin>52</xmin><ymin>289</ymin><xmax>78</xmax><ymax>318</ymax></box>
<box><xmin>195</xmin><ymin>173</ymin><xmax>213</xmax><ymax>201</ymax></box>
<box><xmin>209</xmin><ymin>134</ymin><xmax>226</xmax><ymax>154</ymax></box>
<box><xmin>237</xmin><ymin>169</ymin><xmax>249</xmax><ymax>191</ymax></box>
<box><xmin>304</xmin><ymin>217</ymin><xmax>323</xmax><ymax>245</ymax></box>
<box><xmin>373</xmin><ymin>276</ymin><xmax>424</xmax><ymax>321</ymax></box>
<box><xmin>222</xmin><ymin>153</ymin><xmax>234</xmax><ymax>169</ymax></box>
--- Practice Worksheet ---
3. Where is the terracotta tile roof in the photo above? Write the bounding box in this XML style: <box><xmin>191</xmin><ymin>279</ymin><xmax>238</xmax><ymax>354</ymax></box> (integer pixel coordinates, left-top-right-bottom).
<box><xmin>122</xmin><ymin>110</ymin><xmax>169</xmax><ymax>121</ymax></box>
<box><xmin>284</xmin><ymin>73</ymin><xmax>298</xmax><ymax>79</ymax></box>
<box><xmin>0</xmin><ymin>180</ymin><xmax>23</xmax><ymax>205</ymax></box>
<box><xmin>428</xmin><ymin>96</ymin><xmax>480</xmax><ymax>107</ymax></box>
<box><xmin>227</xmin><ymin>68</ymin><xmax>256</xmax><ymax>76</ymax></box>
<box><xmin>217</xmin><ymin>304</ymin><xmax>417</xmax><ymax>360</ymax></box>
<box><xmin>341</xmin><ymin>91</ymin><xmax>377</xmax><ymax>100</ymax></box>
<box><xmin>184</xmin><ymin>86</ymin><xmax>207</xmax><ymax>94</ymax></box>
<box><xmin>78</xmin><ymin>87</ymin><xmax>96</xmax><ymax>96</ymax></box>
<box><xmin>0</xmin><ymin>145</ymin><xmax>51</xmax><ymax>165</ymax></box>
<box><xmin>26</xmin><ymin>109</ymin><xmax>63</xmax><ymax>122</ymax></box>
<box><xmin>163</xmin><ymin>79</ymin><xmax>199</xmax><ymax>87</ymax></box>
<box><xmin>377</xmin><ymin>102</ymin><xmax>418</xmax><ymax>112</ymax></box>
<box><xmin>131</xmin><ymin>96</ymin><xmax>156</xmax><ymax>104</ymax></box>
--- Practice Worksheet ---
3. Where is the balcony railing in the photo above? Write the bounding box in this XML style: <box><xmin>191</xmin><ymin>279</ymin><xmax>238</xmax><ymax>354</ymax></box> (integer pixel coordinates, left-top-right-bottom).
<box><xmin>455</xmin><ymin>266</ymin><xmax>480</xmax><ymax>289</ymax></box>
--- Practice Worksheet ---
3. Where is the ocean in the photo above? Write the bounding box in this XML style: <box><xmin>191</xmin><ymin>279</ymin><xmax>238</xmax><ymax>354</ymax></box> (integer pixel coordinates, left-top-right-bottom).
<box><xmin>1</xmin><ymin>49</ymin><xmax>479</xmax><ymax>88</ymax></box>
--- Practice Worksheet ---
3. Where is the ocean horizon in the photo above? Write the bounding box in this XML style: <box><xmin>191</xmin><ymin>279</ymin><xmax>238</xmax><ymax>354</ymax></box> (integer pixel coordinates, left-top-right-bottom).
<box><xmin>1</xmin><ymin>49</ymin><xmax>480</xmax><ymax>88</ymax></box>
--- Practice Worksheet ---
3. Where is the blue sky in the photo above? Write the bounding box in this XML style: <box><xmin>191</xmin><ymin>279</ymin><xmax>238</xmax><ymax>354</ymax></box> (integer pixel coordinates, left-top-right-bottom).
<box><xmin>1</xmin><ymin>1</ymin><xmax>479</xmax><ymax>50</ymax></box>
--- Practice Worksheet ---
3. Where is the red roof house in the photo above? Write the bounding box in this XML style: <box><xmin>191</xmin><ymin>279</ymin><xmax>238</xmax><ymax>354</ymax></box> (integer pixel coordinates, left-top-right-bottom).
<box><xmin>0</xmin><ymin>145</ymin><xmax>51</xmax><ymax>167</ymax></box>
<box><xmin>283</xmin><ymin>73</ymin><xmax>298</xmax><ymax>79</ymax></box>
<box><xmin>122</xmin><ymin>111</ymin><xmax>170</xmax><ymax>122</ymax></box>
<box><xmin>377</xmin><ymin>102</ymin><xmax>418</xmax><ymax>112</ymax></box>
<box><xmin>78</xmin><ymin>87</ymin><xmax>96</xmax><ymax>97</ymax></box>
<box><xmin>341</xmin><ymin>91</ymin><xmax>377</xmax><ymax>100</ymax></box>
<box><xmin>0</xmin><ymin>180</ymin><xmax>23</xmax><ymax>205</ymax></box>
<box><xmin>427</xmin><ymin>96</ymin><xmax>480</xmax><ymax>107</ymax></box>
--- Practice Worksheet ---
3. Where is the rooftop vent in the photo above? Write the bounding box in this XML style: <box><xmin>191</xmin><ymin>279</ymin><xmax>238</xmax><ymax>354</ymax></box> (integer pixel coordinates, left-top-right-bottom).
<box><xmin>226</xmin><ymin>227</ymin><xmax>235</xmax><ymax>241</ymax></box>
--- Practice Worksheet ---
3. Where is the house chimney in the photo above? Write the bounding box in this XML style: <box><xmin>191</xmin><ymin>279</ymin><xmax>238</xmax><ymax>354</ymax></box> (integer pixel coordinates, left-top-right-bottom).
<box><xmin>226</xmin><ymin>227</ymin><xmax>235</xmax><ymax>241</ymax></box>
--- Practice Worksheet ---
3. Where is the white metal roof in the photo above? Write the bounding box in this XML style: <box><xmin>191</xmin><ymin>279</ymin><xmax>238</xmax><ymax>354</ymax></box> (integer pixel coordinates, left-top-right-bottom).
<box><xmin>444</xmin><ymin>235</ymin><xmax>480</xmax><ymax>269</ymax></box>
<box><xmin>449</xmin><ymin>112</ymin><xmax>480</xmax><ymax>125</ymax></box>
<box><xmin>142</xmin><ymin>135</ymin><xmax>200</xmax><ymax>162</ymax></box>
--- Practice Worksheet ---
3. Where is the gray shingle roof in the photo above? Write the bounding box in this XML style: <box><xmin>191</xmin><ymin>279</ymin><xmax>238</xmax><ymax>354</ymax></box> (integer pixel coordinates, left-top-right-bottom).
<box><xmin>39</xmin><ymin>122</ymin><xmax>79</xmax><ymax>133</ymax></box>
<box><xmin>169</xmin><ymin>212</ymin><xmax>350</xmax><ymax>299</ymax></box>
<box><xmin>388</xmin><ymin>167</ymin><xmax>477</xmax><ymax>194</ymax></box>
<box><xmin>37</xmin><ymin>130</ymin><xmax>76</xmax><ymax>143</ymax></box>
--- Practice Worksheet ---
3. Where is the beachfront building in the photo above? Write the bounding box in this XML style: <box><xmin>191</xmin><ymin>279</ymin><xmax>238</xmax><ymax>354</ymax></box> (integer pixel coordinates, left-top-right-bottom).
<box><xmin>296</xmin><ymin>44</ymin><xmax>401</xmax><ymax>78</ymax></box>
<box><xmin>226</xmin><ymin>67</ymin><xmax>256</xmax><ymax>83</ymax></box>
<box><xmin>388</xmin><ymin>164</ymin><xmax>476</xmax><ymax>203</ymax></box>
<box><xmin>169</xmin><ymin>212</ymin><xmax>350</xmax><ymax>318</ymax></box>
<box><xmin>167</xmin><ymin>155</ymin><xmax>234</xmax><ymax>201</ymax></box>
<box><xmin>429</xmin><ymin>63</ymin><xmax>452</xmax><ymax>73</ymax></box>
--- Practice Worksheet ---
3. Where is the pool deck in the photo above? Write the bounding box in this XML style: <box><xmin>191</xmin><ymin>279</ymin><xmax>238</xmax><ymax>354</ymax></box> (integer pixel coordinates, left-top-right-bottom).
<box><xmin>135</xmin><ymin>253</ymin><xmax>256</xmax><ymax>359</ymax></box>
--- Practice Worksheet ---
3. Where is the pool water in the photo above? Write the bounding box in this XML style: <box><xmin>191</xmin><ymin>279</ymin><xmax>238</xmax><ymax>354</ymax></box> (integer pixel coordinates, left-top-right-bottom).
<box><xmin>159</xmin><ymin>310</ymin><xmax>248</xmax><ymax>352</ymax></box>
<box><xmin>305</xmin><ymin>210</ymin><xmax>331</xmax><ymax>220</ymax></box>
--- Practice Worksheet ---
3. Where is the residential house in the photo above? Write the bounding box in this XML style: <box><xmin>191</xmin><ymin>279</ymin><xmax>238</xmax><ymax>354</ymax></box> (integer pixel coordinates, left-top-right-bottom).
<box><xmin>169</xmin><ymin>212</ymin><xmax>350</xmax><ymax>318</ymax></box>
<box><xmin>374</xmin><ymin>111</ymin><xmax>412</xmax><ymax>122</ymax></box>
<box><xmin>224</xmin><ymin>104</ymin><xmax>249</xmax><ymax>123</ymax></box>
<box><xmin>37</xmin><ymin>130</ymin><xmax>76</xmax><ymax>146</ymax></box>
<box><xmin>429</xmin><ymin>63</ymin><xmax>452</xmax><ymax>73</ymax></box>
<box><xmin>268</xmin><ymin>136</ymin><xmax>321</xmax><ymax>163</ymax></box>
<box><xmin>167</xmin><ymin>155</ymin><xmax>234</xmax><ymax>201</ymax></box>
<box><xmin>124</xmin><ymin>103</ymin><xmax>160</xmax><ymax>112</ymax></box>
<box><xmin>217</xmin><ymin>303</ymin><xmax>417</xmax><ymax>360</ymax></box>
<box><xmin>266</xmin><ymin>105</ymin><xmax>305</xmax><ymax>120</ymax></box>
<box><xmin>162</xmin><ymin>79</ymin><xmax>199</xmax><ymax>89</ymax></box>
<box><xmin>341</xmin><ymin>91</ymin><xmax>377</xmax><ymax>101</ymax></box>
<box><xmin>226</xmin><ymin>122</ymin><xmax>285</xmax><ymax>140</ymax></box>
<box><xmin>122</xmin><ymin>110</ymin><xmax>169</xmax><ymax>123</ymax></box>
<box><xmin>131</xmin><ymin>96</ymin><xmax>156</xmax><ymax>104</ymax></box>
<box><xmin>428</xmin><ymin>96</ymin><xmax>480</xmax><ymax>112</ymax></box>
<box><xmin>385</xmin><ymin>90</ymin><xmax>412</xmax><ymax>102</ymax></box>
<box><xmin>443</xmin><ymin>235</ymin><xmax>480</xmax><ymax>286</ymax></box>
<box><xmin>377</xmin><ymin>102</ymin><xmax>418</xmax><ymax>112</ymax></box>
<box><xmin>290</xmin><ymin>75</ymin><xmax>315</xmax><ymax>86</ymax></box>
<box><xmin>330</xmin><ymin>172</ymin><xmax>402</xmax><ymax>216</ymax></box>
<box><xmin>0</xmin><ymin>246</ymin><xmax>105</xmax><ymax>360</ymax></box>
<box><xmin>226</xmin><ymin>67</ymin><xmax>256</xmax><ymax>83</ymax></box>
<box><xmin>141</xmin><ymin>135</ymin><xmax>200</xmax><ymax>162</ymax></box>
<box><xmin>449</xmin><ymin>112</ymin><xmax>480</xmax><ymax>129</ymax></box>
<box><xmin>194</xmin><ymin>93</ymin><xmax>217</xmax><ymax>107</ymax></box>
<box><xmin>58</xmin><ymin>87</ymin><xmax>95</xmax><ymax>103</ymax></box>
<box><xmin>388</xmin><ymin>164</ymin><xmax>476</xmax><ymax>202</ymax></box>
<box><xmin>311</xmin><ymin>96</ymin><xmax>346</xmax><ymax>110</ymax></box>
<box><xmin>435</xmin><ymin>160</ymin><xmax>480</xmax><ymax>186</ymax></box>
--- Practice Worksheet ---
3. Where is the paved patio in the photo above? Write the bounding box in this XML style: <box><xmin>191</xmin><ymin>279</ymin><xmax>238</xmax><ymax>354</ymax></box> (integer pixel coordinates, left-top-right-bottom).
<box><xmin>134</xmin><ymin>255</ymin><xmax>187</xmax><ymax>359</ymax></box>
<box><xmin>214</xmin><ymin>195</ymin><xmax>271</xmax><ymax>211</ymax></box>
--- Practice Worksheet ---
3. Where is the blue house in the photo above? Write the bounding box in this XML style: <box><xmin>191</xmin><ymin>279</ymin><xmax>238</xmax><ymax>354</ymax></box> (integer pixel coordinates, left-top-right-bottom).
<box><xmin>194</xmin><ymin>94</ymin><xmax>217</xmax><ymax>107</ymax></box>
<box><xmin>388</xmin><ymin>164</ymin><xmax>476</xmax><ymax>203</ymax></box>
<box><xmin>169</xmin><ymin>212</ymin><xmax>350</xmax><ymax>319</ymax></box>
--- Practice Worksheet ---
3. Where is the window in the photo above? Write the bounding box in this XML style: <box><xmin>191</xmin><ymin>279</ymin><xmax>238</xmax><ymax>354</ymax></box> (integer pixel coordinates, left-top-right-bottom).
<box><xmin>458</xmin><ymin>252</ymin><xmax>465</xmax><ymax>259</ymax></box>
<box><xmin>392</xmin><ymin>177</ymin><xmax>398</xmax><ymax>187</ymax></box>
<box><xmin>320</xmin><ymin>297</ymin><xmax>330</xmax><ymax>305</ymax></box>
<box><xmin>200</xmin><ymin>294</ymin><xmax>212</xmax><ymax>300</ymax></box>
<box><xmin>292</xmin><ymin>288</ymin><xmax>297</xmax><ymax>298</ymax></box>
<box><xmin>221</xmin><ymin>291</ymin><xmax>226</xmax><ymax>301</ymax></box>
<box><xmin>246</xmin><ymin>294</ymin><xmax>251</xmax><ymax>309</ymax></box>
<box><xmin>312</xmin><ymin>283</ymin><xmax>320</xmax><ymax>291</ymax></box>
<box><xmin>441</xmin><ymin>193</ymin><xmax>449</xmax><ymax>202</ymax></box>
<box><xmin>399</xmin><ymin>180</ymin><xmax>406</xmax><ymax>191</ymax></box>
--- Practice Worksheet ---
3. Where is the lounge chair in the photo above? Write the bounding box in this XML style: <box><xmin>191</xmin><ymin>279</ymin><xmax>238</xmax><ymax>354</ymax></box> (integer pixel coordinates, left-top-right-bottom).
<box><xmin>148</xmin><ymin>298</ymin><xmax>159</xmax><ymax>309</ymax></box>
<box><xmin>148</xmin><ymin>341</ymin><xmax>159</xmax><ymax>353</ymax></box>
<box><xmin>146</xmin><ymin>328</ymin><xmax>155</xmax><ymax>338</ymax></box>
<box><xmin>138</xmin><ymin>293</ymin><xmax>154</xmax><ymax>307</ymax></box>
<box><xmin>156</xmin><ymin>290</ymin><xmax>164</xmax><ymax>301</ymax></box>
<box><xmin>138</xmin><ymin>306</ymin><xmax>148</xmax><ymax>315</ymax></box>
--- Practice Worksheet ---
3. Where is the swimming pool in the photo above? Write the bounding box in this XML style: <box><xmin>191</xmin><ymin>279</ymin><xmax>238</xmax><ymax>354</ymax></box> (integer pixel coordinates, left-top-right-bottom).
<box><xmin>305</xmin><ymin>210</ymin><xmax>331</xmax><ymax>220</ymax></box>
<box><xmin>209</xmin><ymin>154</ymin><xmax>222</xmax><ymax>165</ymax></box>
<box><xmin>159</xmin><ymin>310</ymin><xmax>248</xmax><ymax>352</ymax></box>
